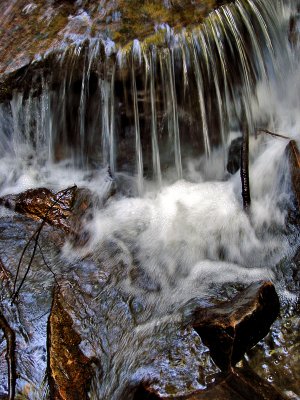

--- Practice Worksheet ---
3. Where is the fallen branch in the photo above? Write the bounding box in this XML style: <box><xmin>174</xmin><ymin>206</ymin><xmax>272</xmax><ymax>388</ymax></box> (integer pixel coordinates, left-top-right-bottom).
<box><xmin>11</xmin><ymin>185</ymin><xmax>76</xmax><ymax>303</ymax></box>
<box><xmin>0</xmin><ymin>311</ymin><xmax>16</xmax><ymax>400</ymax></box>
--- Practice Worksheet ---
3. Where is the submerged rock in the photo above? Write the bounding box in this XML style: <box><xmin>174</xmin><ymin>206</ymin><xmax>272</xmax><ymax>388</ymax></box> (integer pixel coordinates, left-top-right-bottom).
<box><xmin>245</xmin><ymin>305</ymin><xmax>300</xmax><ymax>399</ymax></box>
<box><xmin>135</xmin><ymin>366</ymin><xmax>287</xmax><ymax>399</ymax></box>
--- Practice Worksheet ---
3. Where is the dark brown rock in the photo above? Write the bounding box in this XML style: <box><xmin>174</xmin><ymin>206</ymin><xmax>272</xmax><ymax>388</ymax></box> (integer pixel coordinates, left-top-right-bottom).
<box><xmin>191</xmin><ymin>281</ymin><xmax>280</xmax><ymax>372</ymax></box>
<box><xmin>0</xmin><ymin>185</ymin><xmax>102</xmax><ymax>235</ymax></box>
<box><xmin>0</xmin><ymin>187</ymin><xmax>76</xmax><ymax>232</ymax></box>
<box><xmin>47</xmin><ymin>289</ymin><xmax>93</xmax><ymax>400</ymax></box>
<box><xmin>224</xmin><ymin>367</ymin><xmax>287</xmax><ymax>400</ymax></box>
<box><xmin>0</xmin><ymin>185</ymin><xmax>116</xmax><ymax>243</ymax></box>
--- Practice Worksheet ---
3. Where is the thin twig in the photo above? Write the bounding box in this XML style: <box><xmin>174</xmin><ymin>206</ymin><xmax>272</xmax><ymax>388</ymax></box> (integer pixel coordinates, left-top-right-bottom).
<box><xmin>11</xmin><ymin>185</ymin><xmax>76</xmax><ymax>303</ymax></box>
<box><xmin>256</xmin><ymin>128</ymin><xmax>291</xmax><ymax>141</ymax></box>
<box><xmin>0</xmin><ymin>311</ymin><xmax>16</xmax><ymax>400</ymax></box>
<box><xmin>29</xmin><ymin>309</ymin><xmax>51</xmax><ymax>323</ymax></box>
<box><xmin>37</xmin><ymin>243</ymin><xmax>60</xmax><ymax>288</ymax></box>
<box><xmin>12</xmin><ymin>228</ymin><xmax>38</xmax><ymax>295</ymax></box>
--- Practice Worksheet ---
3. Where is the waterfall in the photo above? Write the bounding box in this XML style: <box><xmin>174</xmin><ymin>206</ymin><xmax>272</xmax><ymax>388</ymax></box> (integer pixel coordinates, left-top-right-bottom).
<box><xmin>0</xmin><ymin>1</ymin><xmax>300</xmax><ymax>399</ymax></box>
<box><xmin>0</xmin><ymin>0</ymin><xmax>288</xmax><ymax>194</ymax></box>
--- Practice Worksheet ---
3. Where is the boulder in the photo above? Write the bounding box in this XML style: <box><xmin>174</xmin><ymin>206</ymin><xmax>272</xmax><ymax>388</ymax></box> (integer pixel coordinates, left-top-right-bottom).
<box><xmin>191</xmin><ymin>281</ymin><xmax>280</xmax><ymax>372</ymax></box>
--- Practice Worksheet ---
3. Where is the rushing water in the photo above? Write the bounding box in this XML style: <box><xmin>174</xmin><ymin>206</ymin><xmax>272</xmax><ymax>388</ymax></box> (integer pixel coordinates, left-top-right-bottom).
<box><xmin>0</xmin><ymin>0</ymin><xmax>300</xmax><ymax>399</ymax></box>
<box><xmin>0</xmin><ymin>0</ymin><xmax>289</xmax><ymax>191</ymax></box>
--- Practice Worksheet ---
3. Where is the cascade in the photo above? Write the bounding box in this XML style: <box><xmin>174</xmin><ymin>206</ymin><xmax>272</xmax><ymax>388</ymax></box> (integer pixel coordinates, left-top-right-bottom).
<box><xmin>0</xmin><ymin>0</ymin><xmax>287</xmax><ymax>194</ymax></box>
<box><xmin>0</xmin><ymin>0</ymin><xmax>299</xmax><ymax>399</ymax></box>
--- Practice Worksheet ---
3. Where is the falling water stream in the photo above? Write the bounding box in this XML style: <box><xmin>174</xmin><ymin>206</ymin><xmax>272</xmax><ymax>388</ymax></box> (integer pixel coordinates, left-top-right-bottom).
<box><xmin>0</xmin><ymin>0</ymin><xmax>300</xmax><ymax>399</ymax></box>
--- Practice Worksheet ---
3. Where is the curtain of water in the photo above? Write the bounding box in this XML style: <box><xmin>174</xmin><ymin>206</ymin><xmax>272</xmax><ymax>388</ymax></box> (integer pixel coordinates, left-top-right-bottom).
<box><xmin>0</xmin><ymin>0</ymin><xmax>286</xmax><ymax>190</ymax></box>
<box><xmin>131</xmin><ymin>55</ymin><xmax>144</xmax><ymax>195</ymax></box>
<box><xmin>150</xmin><ymin>51</ymin><xmax>162</xmax><ymax>187</ymax></box>
<box><xmin>190</xmin><ymin>35</ymin><xmax>211</xmax><ymax>159</ymax></box>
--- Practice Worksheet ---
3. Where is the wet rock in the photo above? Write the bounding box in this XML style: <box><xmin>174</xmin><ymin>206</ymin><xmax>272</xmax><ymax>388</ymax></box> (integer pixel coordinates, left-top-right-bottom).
<box><xmin>47</xmin><ymin>289</ymin><xmax>93</xmax><ymax>400</ymax></box>
<box><xmin>0</xmin><ymin>215</ymin><xmax>62</xmax><ymax>398</ymax></box>
<box><xmin>0</xmin><ymin>0</ymin><xmax>232</xmax><ymax>79</ymax></box>
<box><xmin>191</xmin><ymin>281</ymin><xmax>280</xmax><ymax>372</ymax></box>
<box><xmin>223</xmin><ymin>367</ymin><xmax>287</xmax><ymax>400</ymax></box>
<box><xmin>0</xmin><ymin>185</ymin><xmax>104</xmax><ymax>237</ymax></box>
<box><xmin>133</xmin><ymin>281</ymin><xmax>281</xmax><ymax>399</ymax></box>
<box><xmin>0</xmin><ymin>187</ymin><xmax>77</xmax><ymax>232</ymax></box>
<box><xmin>245</xmin><ymin>306</ymin><xmax>300</xmax><ymax>399</ymax></box>
<box><xmin>0</xmin><ymin>211</ymin><xmax>286</xmax><ymax>399</ymax></box>
<box><xmin>226</xmin><ymin>137</ymin><xmax>243</xmax><ymax>174</ymax></box>
<box><xmin>52</xmin><ymin>263</ymin><xmax>219</xmax><ymax>399</ymax></box>
<box><xmin>135</xmin><ymin>366</ymin><xmax>287</xmax><ymax>399</ymax></box>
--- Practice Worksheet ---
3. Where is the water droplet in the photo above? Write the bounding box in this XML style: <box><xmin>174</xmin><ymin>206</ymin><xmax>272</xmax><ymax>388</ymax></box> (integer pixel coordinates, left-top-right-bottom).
<box><xmin>267</xmin><ymin>375</ymin><xmax>274</xmax><ymax>383</ymax></box>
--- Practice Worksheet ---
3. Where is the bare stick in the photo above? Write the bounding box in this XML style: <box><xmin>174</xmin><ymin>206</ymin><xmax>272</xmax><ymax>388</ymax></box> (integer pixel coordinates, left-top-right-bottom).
<box><xmin>0</xmin><ymin>312</ymin><xmax>16</xmax><ymax>400</ymax></box>
<box><xmin>256</xmin><ymin>128</ymin><xmax>291</xmax><ymax>141</ymax></box>
<box><xmin>241</xmin><ymin>118</ymin><xmax>251</xmax><ymax>212</ymax></box>
<box><xmin>37</xmin><ymin>243</ymin><xmax>60</xmax><ymax>288</ymax></box>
